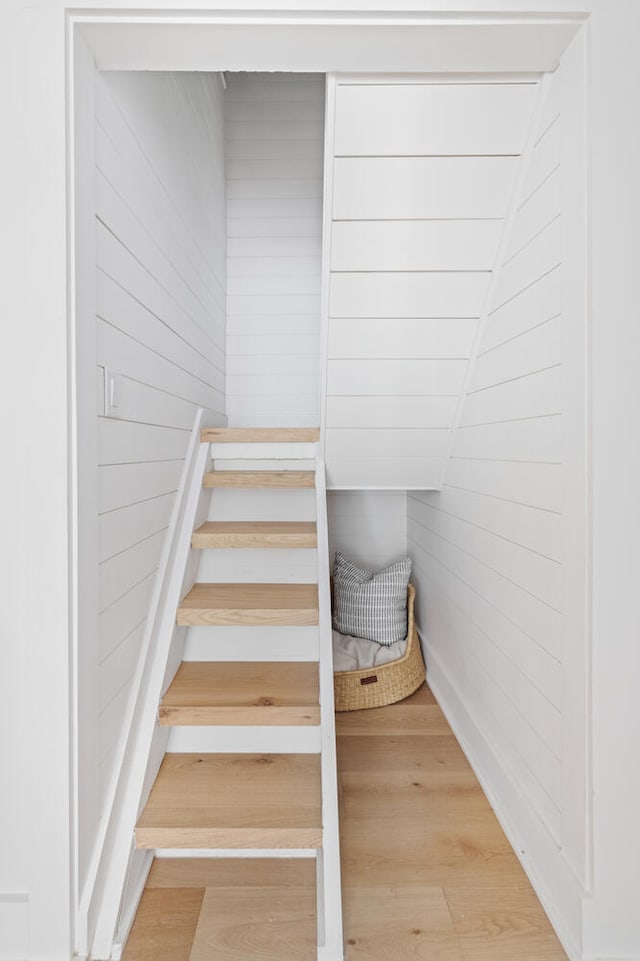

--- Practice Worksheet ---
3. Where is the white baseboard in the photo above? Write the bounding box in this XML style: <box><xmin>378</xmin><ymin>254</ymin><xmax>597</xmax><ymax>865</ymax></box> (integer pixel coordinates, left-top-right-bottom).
<box><xmin>424</xmin><ymin>640</ymin><xmax>584</xmax><ymax>961</ymax></box>
<box><xmin>111</xmin><ymin>852</ymin><xmax>153</xmax><ymax>961</ymax></box>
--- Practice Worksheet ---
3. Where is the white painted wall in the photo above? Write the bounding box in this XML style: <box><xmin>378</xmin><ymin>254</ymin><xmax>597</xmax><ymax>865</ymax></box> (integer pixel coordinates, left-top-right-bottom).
<box><xmin>323</xmin><ymin>77</ymin><xmax>535</xmax><ymax>489</ymax></box>
<box><xmin>328</xmin><ymin>491</ymin><xmax>407</xmax><ymax>573</ymax></box>
<box><xmin>4</xmin><ymin>6</ymin><xmax>640</xmax><ymax>961</ymax></box>
<box><xmin>82</xmin><ymin>70</ymin><xmax>226</xmax><ymax>903</ymax></box>
<box><xmin>407</xmin><ymin>42</ymin><xmax>589</xmax><ymax>958</ymax></box>
<box><xmin>225</xmin><ymin>72</ymin><xmax>325</xmax><ymax>427</ymax></box>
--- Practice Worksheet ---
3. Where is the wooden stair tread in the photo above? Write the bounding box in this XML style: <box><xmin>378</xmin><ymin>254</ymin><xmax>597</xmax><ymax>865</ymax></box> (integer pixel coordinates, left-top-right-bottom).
<box><xmin>201</xmin><ymin>427</ymin><xmax>320</xmax><ymax>444</ymax></box>
<box><xmin>204</xmin><ymin>470</ymin><xmax>315</xmax><ymax>488</ymax></box>
<box><xmin>192</xmin><ymin>521</ymin><xmax>317</xmax><ymax>549</ymax></box>
<box><xmin>159</xmin><ymin>662</ymin><xmax>320</xmax><ymax>726</ymax></box>
<box><xmin>177</xmin><ymin>583</ymin><xmax>319</xmax><ymax>626</ymax></box>
<box><xmin>135</xmin><ymin>753</ymin><xmax>322</xmax><ymax>849</ymax></box>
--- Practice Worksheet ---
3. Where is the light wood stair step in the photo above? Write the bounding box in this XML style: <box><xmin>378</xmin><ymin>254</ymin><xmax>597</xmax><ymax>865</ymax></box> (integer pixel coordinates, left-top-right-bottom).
<box><xmin>177</xmin><ymin>583</ymin><xmax>319</xmax><ymax>626</ymax></box>
<box><xmin>159</xmin><ymin>662</ymin><xmax>320</xmax><ymax>726</ymax></box>
<box><xmin>201</xmin><ymin>427</ymin><xmax>320</xmax><ymax>444</ymax></box>
<box><xmin>192</xmin><ymin>521</ymin><xmax>317</xmax><ymax>550</ymax></box>
<box><xmin>135</xmin><ymin>753</ymin><xmax>322</xmax><ymax>849</ymax></box>
<box><xmin>203</xmin><ymin>470</ymin><xmax>315</xmax><ymax>489</ymax></box>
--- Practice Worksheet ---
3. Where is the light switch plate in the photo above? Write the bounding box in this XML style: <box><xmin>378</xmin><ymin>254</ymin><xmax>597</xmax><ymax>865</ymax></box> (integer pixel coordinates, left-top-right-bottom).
<box><xmin>104</xmin><ymin>366</ymin><xmax>122</xmax><ymax>418</ymax></box>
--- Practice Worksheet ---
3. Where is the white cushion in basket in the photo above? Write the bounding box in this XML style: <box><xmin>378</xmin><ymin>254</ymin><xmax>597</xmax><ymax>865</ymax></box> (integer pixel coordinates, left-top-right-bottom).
<box><xmin>332</xmin><ymin>630</ymin><xmax>407</xmax><ymax>672</ymax></box>
<box><xmin>332</xmin><ymin>551</ymin><xmax>411</xmax><ymax>645</ymax></box>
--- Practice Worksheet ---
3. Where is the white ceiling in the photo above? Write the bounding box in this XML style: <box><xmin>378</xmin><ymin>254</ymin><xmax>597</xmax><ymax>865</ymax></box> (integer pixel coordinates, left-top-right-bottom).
<box><xmin>78</xmin><ymin>15</ymin><xmax>583</xmax><ymax>73</ymax></box>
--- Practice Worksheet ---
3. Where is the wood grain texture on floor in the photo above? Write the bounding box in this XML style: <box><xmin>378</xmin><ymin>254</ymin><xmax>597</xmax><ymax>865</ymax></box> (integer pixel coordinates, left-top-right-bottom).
<box><xmin>123</xmin><ymin>683</ymin><xmax>568</xmax><ymax>961</ymax></box>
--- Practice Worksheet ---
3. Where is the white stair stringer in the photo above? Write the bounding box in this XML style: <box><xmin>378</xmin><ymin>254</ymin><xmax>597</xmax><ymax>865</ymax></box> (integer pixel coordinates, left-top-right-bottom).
<box><xmin>313</xmin><ymin>459</ymin><xmax>345</xmax><ymax>961</ymax></box>
<box><xmin>176</xmin><ymin>444</ymin><xmax>344</xmax><ymax>959</ymax></box>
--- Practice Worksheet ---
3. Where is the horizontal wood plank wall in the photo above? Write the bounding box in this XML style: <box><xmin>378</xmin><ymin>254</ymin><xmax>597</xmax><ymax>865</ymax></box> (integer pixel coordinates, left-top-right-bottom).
<box><xmin>225</xmin><ymin>73</ymin><xmax>325</xmax><ymax>427</ymax></box>
<box><xmin>94</xmin><ymin>72</ymin><xmax>226</xmax><ymax>813</ymax></box>
<box><xmin>324</xmin><ymin>78</ymin><xmax>536</xmax><ymax>489</ymax></box>
<box><xmin>327</xmin><ymin>491</ymin><xmax>407</xmax><ymax>573</ymax></box>
<box><xmin>408</xmin><ymin>62</ymin><xmax>588</xmax><ymax>926</ymax></box>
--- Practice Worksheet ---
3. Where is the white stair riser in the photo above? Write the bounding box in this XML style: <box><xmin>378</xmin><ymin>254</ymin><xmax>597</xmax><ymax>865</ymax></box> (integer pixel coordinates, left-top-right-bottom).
<box><xmin>208</xmin><ymin>488</ymin><xmax>316</xmax><ymax>522</ymax></box>
<box><xmin>210</xmin><ymin>443</ymin><xmax>317</xmax><ymax>460</ymax></box>
<box><xmin>154</xmin><ymin>849</ymin><xmax>317</xmax><ymax>859</ymax></box>
<box><xmin>182</xmin><ymin>625</ymin><xmax>320</xmax><ymax>662</ymax></box>
<box><xmin>213</xmin><ymin>458</ymin><xmax>316</xmax><ymax>472</ymax></box>
<box><xmin>166</xmin><ymin>726</ymin><xmax>322</xmax><ymax>754</ymax></box>
<box><xmin>196</xmin><ymin>548</ymin><xmax>318</xmax><ymax>583</ymax></box>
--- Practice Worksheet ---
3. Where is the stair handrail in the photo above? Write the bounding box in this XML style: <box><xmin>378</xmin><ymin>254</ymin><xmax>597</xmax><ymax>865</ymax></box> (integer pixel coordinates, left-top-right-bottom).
<box><xmin>87</xmin><ymin>409</ymin><xmax>209</xmax><ymax>959</ymax></box>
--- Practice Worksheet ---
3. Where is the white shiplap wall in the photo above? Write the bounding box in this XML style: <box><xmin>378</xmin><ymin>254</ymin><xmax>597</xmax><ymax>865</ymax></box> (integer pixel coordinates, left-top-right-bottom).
<box><xmin>225</xmin><ymin>73</ymin><xmax>325</xmax><ymax>427</ymax></box>
<box><xmin>328</xmin><ymin>491</ymin><xmax>407</xmax><ymax>573</ymax></box>
<box><xmin>323</xmin><ymin>78</ymin><xmax>537</xmax><ymax>489</ymax></box>
<box><xmin>92</xmin><ymin>71</ymin><xmax>226</xmax><ymax>845</ymax></box>
<box><xmin>407</xmin><ymin>60</ymin><xmax>588</xmax><ymax>942</ymax></box>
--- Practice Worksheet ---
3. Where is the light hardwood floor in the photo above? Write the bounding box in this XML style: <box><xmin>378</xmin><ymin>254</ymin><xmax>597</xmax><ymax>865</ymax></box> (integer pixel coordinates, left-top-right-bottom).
<box><xmin>123</xmin><ymin>684</ymin><xmax>568</xmax><ymax>961</ymax></box>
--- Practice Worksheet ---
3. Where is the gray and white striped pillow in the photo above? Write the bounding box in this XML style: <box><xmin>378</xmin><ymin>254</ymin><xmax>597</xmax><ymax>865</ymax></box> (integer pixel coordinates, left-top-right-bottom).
<box><xmin>332</xmin><ymin>551</ymin><xmax>412</xmax><ymax>645</ymax></box>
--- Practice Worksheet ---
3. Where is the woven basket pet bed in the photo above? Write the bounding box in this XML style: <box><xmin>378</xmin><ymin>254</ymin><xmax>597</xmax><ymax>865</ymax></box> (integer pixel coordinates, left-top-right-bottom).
<box><xmin>333</xmin><ymin>583</ymin><xmax>426</xmax><ymax>712</ymax></box>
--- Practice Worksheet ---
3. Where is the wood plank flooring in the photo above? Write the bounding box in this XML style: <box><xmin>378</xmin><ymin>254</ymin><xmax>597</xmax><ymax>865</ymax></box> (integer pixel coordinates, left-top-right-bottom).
<box><xmin>123</xmin><ymin>683</ymin><xmax>568</xmax><ymax>961</ymax></box>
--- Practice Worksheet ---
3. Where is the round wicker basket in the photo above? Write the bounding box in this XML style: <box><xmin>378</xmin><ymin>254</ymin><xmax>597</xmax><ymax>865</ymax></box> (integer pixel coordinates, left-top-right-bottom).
<box><xmin>333</xmin><ymin>583</ymin><xmax>426</xmax><ymax>712</ymax></box>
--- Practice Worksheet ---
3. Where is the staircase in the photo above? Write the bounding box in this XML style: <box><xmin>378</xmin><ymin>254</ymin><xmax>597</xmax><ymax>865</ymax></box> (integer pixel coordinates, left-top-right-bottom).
<box><xmin>125</xmin><ymin>427</ymin><xmax>343</xmax><ymax>960</ymax></box>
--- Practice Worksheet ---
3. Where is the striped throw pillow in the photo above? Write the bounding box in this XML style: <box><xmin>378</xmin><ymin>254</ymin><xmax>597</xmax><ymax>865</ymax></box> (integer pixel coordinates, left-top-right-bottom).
<box><xmin>332</xmin><ymin>552</ymin><xmax>412</xmax><ymax>645</ymax></box>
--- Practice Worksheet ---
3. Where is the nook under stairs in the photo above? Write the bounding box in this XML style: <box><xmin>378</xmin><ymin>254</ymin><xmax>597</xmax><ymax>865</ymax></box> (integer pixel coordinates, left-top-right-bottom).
<box><xmin>124</xmin><ymin>427</ymin><xmax>343</xmax><ymax>960</ymax></box>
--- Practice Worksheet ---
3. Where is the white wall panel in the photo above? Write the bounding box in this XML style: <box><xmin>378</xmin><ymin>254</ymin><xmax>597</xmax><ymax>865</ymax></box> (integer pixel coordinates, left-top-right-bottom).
<box><xmin>98</xmin><ymin>571</ymin><xmax>157</xmax><ymax>663</ymax></box>
<box><xmin>228</xmin><ymin>313</ymin><xmax>321</xmax><ymax>336</ymax></box>
<box><xmin>444</xmin><ymin>459</ymin><xmax>563</xmax><ymax>514</ymax></box>
<box><xmin>225</xmin><ymin>72</ymin><xmax>325</xmax><ymax>428</ymax></box>
<box><xmin>98</xmin><ymin>462</ymin><xmax>182</xmax><ymax>514</ymax></box>
<box><xmin>98</xmin><ymin>622</ymin><xmax>146</xmax><ymax>714</ymax></box>
<box><xmin>470</xmin><ymin>316</ymin><xmax>561</xmax><ymax>392</ymax></box>
<box><xmin>327</xmin><ymin>491</ymin><xmax>407</xmax><ymax>571</ymax></box>
<box><xmin>521</xmin><ymin>115</ymin><xmax>561</xmax><ymax>205</ymax></box>
<box><xmin>98</xmin><ymin>530</ymin><xmax>166</xmax><ymax>611</ymax></box>
<box><xmin>410</xmin><ymin>494</ymin><xmax>563</xmax><ymax>611</ymax></box>
<box><xmin>462</xmin><ymin>365</ymin><xmax>562</xmax><ymax>425</ymax></box>
<box><xmin>508</xmin><ymin>166</ymin><xmax>561</xmax><ymax>258</ymax></box>
<box><xmin>87</xmin><ymin>70</ymin><xmax>227</xmax><ymax>881</ymax></box>
<box><xmin>98</xmin><ymin>492</ymin><xmax>176</xmax><ymax>565</ymax></box>
<box><xmin>453</xmin><ymin>415</ymin><xmax>562</xmax><ymax>463</ymax></box>
<box><xmin>332</xmin><ymin>156</ymin><xmax>519</xmax><ymax>220</ymax></box>
<box><xmin>327</xmin><ymin>359</ymin><xmax>467</xmax><ymax>396</ymax></box>
<box><xmin>325</xmin><ymin>396</ymin><xmax>458</xmax><ymax>430</ymax></box>
<box><xmin>329</xmin><ymin>272</ymin><xmax>489</xmax><ymax>319</ymax></box>
<box><xmin>330</xmin><ymin>220</ymin><xmax>502</xmax><ymax>271</ymax></box>
<box><xmin>493</xmin><ymin>215</ymin><xmax>561</xmax><ymax>310</ymax></box>
<box><xmin>325</xmin><ymin>427</ymin><xmax>449</xmax><ymax>460</ymax></box>
<box><xmin>323</xmin><ymin>77</ymin><xmax>528</xmax><ymax>488</ymax></box>
<box><xmin>334</xmin><ymin>82</ymin><xmax>537</xmax><ymax>155</ymax></box>
<box><xmin>327</xmin><ymin>458</ymin><xmax>442</xmax><ymax>490</ymax></box>
<box><xmin>328</xmin><ymin>318</ymin><xmax>476</xmax><ymax>360</ymax></box>
<box><xmin>482</xmin><ymin>266</ymin><xmax>561</xmax><ymax>354</ymax></box>
<box><xmin>407</xmin><ymin>499</ymin><xmax>563</xmax><ymax>660</ymax></box>
<box><xmin>408</xmin><ymin>57</ymin><xmax>589</xmax><ymax>937</ymax></box>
